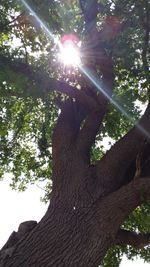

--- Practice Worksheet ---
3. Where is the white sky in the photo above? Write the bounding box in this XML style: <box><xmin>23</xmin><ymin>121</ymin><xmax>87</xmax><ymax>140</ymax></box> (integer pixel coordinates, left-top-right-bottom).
<box><xmin>0</xmin><ymin>178</ymin><xmax>149</xmax><ymax>266</ymax></box>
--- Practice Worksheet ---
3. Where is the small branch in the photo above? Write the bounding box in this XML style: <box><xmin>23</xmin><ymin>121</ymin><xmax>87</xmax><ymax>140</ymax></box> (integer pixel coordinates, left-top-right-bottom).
<box><xmin>21</xmin><ymin>37</ymin><xmax>28</xmax><ymax>64</ymax></box>
<box><xmin>115</xmin><ymin>229</ymin><xmax>150</xmax><ymax>249</ymax></box>
<box><xmin>0</xmin><ymin>12</ymin><xmax>24</xmax><ymax>32</ymax></box>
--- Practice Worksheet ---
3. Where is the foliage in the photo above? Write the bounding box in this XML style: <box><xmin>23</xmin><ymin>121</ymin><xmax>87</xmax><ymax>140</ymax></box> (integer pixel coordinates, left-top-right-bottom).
<box><xmin>0</xmin><ymin>0</ymin><xmax>149</xmax><ymax>265</ymax></box>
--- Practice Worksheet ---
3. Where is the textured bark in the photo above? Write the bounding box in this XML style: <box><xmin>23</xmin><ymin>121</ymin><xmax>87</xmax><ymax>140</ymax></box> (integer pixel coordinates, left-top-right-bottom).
<box><xmin>1</xmin><ymin>172</ymin><xmax>150</xmax><ymax>267</ymax></box>
<box><xmin>1</xmin><ymin>201</ymin><xmax>113</xmax><ymax>266</ymax></box>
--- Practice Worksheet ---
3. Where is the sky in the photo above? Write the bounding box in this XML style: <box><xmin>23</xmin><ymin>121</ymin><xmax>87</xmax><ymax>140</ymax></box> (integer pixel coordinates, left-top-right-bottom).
<box><xmin>0</xmin><ymin>178</ymin><xmax>149</xmax><ymax>266</ymax></box>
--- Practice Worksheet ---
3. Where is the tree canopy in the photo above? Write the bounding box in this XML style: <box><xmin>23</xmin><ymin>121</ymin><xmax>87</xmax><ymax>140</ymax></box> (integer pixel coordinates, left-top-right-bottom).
<box><xmin>0</xmin><ymin>0</ymin><xmax>150</xmax><ymax>266</ymax></box>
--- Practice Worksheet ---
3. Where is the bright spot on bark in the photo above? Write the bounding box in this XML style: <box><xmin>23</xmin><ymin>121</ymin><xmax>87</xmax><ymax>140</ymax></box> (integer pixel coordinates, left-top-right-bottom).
<box><xmin>73</xmin><ymin>206</ymin><xmax>76</xmax><ymax>210</ymax></box>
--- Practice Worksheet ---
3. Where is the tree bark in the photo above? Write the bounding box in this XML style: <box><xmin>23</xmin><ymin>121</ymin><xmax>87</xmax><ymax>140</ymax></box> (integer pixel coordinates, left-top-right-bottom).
<box><xmin>1</xmin><ymin>169</ymin><xmax>150</xmax><ymax>267</ymax></box>
<box><xmin>1</xmin><ymin>201</ymin><xmax>113</xmax><ymax>266</ymax></box>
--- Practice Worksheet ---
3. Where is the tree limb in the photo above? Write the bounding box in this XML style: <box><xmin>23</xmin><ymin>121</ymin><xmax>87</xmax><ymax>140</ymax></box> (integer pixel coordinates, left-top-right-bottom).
<box><xmin>79</xmin><ymin>0</ymin><xmax>98</xmax><ymax>32</ymax></box>
<box><xmin>0</xmin><ymin>55</ymin><xmax>98</xmax><ymax>111</ymax></box>
<box><xmin>115</xmin><ymin>229</ymin><xmax>150</xmax><ymax>249</ymax></box>
<box><xmin>100</xmin><ymin>177</ymin><xmax>150</xmax><ymax>231</ymax></box>
<box><xmin>77</xmin><ymin>1</ymin><xmax>115</xmax><ymax>156</ymax></box>
<box><xmin>76</xmin><ymin>60</ymin><xmax>114</xmax><ymax>156</ymax></box>
<box><xmin>52</xmin><ymin>100</ymin><xmax>83</xmax><ymax>159</ymax></box>
<box><xmin>76</xmin><ymin>104</ymin><xmax>106</xmax><ymax>156</ymax></box>
<box><xmin>96</xmin><ymin>103</ymin><xmax>150</xmax><ymax>194</ymax></box>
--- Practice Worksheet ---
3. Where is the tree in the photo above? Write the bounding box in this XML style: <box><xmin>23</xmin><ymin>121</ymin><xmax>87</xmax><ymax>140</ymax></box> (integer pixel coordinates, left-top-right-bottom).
<box><xmin>0</xmin><ymin>0</ymin><xmax>150</xmax><ymax>266</ymax></box>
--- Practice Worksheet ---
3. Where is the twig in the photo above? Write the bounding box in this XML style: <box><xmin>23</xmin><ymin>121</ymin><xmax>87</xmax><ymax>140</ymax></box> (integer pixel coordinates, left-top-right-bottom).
<box><xmin>0</xmin><ymin>12</ymin><xmax>24</xmax><ymax>31</ymax></box>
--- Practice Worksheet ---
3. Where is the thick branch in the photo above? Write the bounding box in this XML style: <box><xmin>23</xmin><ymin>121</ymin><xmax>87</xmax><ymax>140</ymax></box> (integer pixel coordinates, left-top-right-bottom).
<box><xmin>0</xmin><ymin>55</ymin><xmax>98</xmax><ymax>111</ymax></box>
<box><xmin>52</xmin><ymin>100</ymin><xmax>83</xmax><ymax>160</ymax></box>
<box><xmin>115</xmin><ymin>229</ymin><xmax>150</xmax><ymax>249</ymax></box>
<box><xmin>79</xmin><ymin>0</ymin><xmax>98</xmax><ymax>31</ymax></box>
<box><xmin>76</xmin><ymin>105</ymin><xmax>106</xmax><ymax>156</ymax></box>
<box><xmin>100</xmin><ymin>177</ymin><xmax>150</xmax><ymax>231</ymax></box>
<box><xmin>96</xmin><ymin>103</ymin><xmax>150</xmax><ymax>194</ymax></box>
<box><xmin>78</xmin><ymin>37</ymin><xmax>115</xmax><ymax>155</ymax></box>
<box><xmin>77</xmin><ymin>1</ymin><xmax>115</xmax><ymax>155</ymax></box>
<box><xmin>76</xmin><ymin>65</ymin><xmax>114</xmax><ymax>156</ymax></box>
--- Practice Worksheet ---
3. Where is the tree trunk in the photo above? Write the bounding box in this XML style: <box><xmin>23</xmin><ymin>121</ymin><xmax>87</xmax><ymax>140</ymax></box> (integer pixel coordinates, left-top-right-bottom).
<box><xmin>2</xmin><ymin>194</ymin><xmax>114</xmax><ymax>267</ymax></box>
<box><xmin>2</xmin><ymin>172</ymin><xmax>150</xmax><ymax>267</ymax></box>
<box><xmin>1</xmin><ymin>100</ymin><xmax>150</xmax><ymax>267</ymax></box>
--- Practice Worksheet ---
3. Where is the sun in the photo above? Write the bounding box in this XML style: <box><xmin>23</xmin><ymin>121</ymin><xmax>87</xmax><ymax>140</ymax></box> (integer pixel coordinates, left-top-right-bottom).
<box><xmin>59</xmin><ymin>34</ymin><xmax>81</xmax><ymax>66</ymax></box>
<box><xmin>59</xmin><ymin>41</ymin><xmax>81</xmax><ymax>66</ymax></box>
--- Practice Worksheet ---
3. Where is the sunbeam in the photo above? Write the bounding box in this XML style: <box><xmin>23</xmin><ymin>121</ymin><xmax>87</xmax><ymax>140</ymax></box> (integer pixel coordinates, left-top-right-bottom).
<box><xmin>19</xmin><ymin>0</ymin><xmax>150</xmax><ymax>139</ymax></box>
<box><xmin>80</xmin><ymin>66</ymin><xmax>133</xmax><ymax>118</ymax></box>
<box><xmin>79</xmin><ymin>65</ymin><xmax>150</xmax><ymax>139</ymax></box>
<box><xmin>20</xmin><ymin>0</ymin><xmax>62</xmax><ymax>49</ymax></box>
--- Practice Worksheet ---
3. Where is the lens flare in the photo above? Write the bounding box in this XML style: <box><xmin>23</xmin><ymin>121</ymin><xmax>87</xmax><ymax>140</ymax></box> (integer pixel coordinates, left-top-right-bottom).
<box><xmin>20</xmin><ymin>0</ymin><xmax>150</xmax><ymax>139</ymax></box>
<box><xmin>59</xmin><ymin>40</ymin><xmax>81</xmax><ymax>66</ymax></box>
